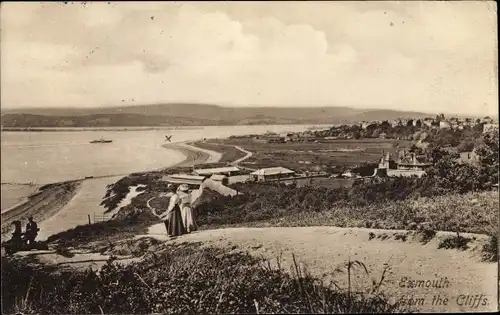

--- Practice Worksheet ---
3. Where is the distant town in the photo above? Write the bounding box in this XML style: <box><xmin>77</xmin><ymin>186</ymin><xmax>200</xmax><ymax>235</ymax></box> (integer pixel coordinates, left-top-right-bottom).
<box><xmin>159</xmin><ymin>114</ymin><xmax>498</xmax><ymax>189</ymax></box>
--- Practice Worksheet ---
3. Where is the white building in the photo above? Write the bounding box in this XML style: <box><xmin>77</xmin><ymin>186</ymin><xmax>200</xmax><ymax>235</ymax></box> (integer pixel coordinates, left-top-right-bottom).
<box><xmin>193</xmin><ymin>166</ymin><xmax>241</xmax><ymax>177</ymax></box>
<box><xmin>439</xmin><ymin>121</ymin><xmax>451</xmax><ymax>129</ymax></box>
<box><xmin>250</xmin><ymin>167</ymin><xmax>295</xmax><ymax>182</ymax></box>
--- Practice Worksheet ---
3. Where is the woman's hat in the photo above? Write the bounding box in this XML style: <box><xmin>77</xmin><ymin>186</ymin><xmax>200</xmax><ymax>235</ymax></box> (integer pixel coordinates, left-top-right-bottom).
<box><xmin>177</xmin><ymin>184</ymin><xmax>189</xmax><ymax>192</ymax></box>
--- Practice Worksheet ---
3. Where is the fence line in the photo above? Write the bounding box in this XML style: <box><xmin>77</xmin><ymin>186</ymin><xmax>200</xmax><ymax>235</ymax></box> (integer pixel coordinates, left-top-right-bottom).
<box><xmin>92</xmin><ymin>212</ymin><xmax>112</xmax><ymax>223</ymax></box>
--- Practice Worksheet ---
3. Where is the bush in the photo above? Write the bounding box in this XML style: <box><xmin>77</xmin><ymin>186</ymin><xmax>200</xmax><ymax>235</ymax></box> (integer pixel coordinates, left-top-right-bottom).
<box><xmin>482</xmin><ymin>234</ymin><xmax>498</xmax><ymax>262</ymax></box>
<box><xmin>417</xmin><ymin>228</ymin><xmax>436</xmax><ymax>245</ymax></box>
<box><xmin>438</xmin><ymin>232</ymin><xmax>472</xmax><ymax>251</ymax></box>
<box><xmin>46</xmin><ymin>218</ymin><xmax>153</xmax><ymax>248</ymax></box>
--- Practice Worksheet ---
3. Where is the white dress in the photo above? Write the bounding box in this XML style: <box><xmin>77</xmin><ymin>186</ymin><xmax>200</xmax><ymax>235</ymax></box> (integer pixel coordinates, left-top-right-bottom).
<box><xmin>177</xmin><ymin>191</ymin><xmax>198</xmax><ymax>232</ymax></box>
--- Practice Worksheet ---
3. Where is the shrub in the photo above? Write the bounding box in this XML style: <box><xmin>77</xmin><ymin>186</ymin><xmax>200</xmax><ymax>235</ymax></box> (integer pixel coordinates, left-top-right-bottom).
<box><xmin>417</xmin><ymin>228</ymin><xmax>436</xmax><ymax>244</ymax></box>
<box><xmin>46</xmin><ymin>217</ymin><xmax>153</xmax><ymax>248</ymax></box>
<box><xmin>482</xmin><ymin>234</ymin><xmax>498</xmax><ymax>262</ymax></box>
<box><xmin>438</xmin><ymin>232</ymin><xmax>472</xmax><ymax>251</ymax></box>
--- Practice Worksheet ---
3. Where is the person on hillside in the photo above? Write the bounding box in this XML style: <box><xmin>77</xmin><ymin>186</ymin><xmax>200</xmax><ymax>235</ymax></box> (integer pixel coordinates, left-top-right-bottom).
<box><xmin>149</xmin><ymin>184</ymin><xmax>185</xmax><ymax>237</ymax></box>
<box><xmin>177</xmin><ymin>184</ymin><xmax>198</xmax><ymax>233</ymax></box>
<box><xmin>24</xmin><ymin>216</ymin><xmax>39</xmax><ymax>245</ymax></box>
<box><xmin>3</xmin><ymin>221</ymin><xmax>24</xmax><ymax>254</ymax></box>
<box><xmin>11</xmin><ymin>220</ymin><xmax>23</xmax><ymax>245</ymax></box>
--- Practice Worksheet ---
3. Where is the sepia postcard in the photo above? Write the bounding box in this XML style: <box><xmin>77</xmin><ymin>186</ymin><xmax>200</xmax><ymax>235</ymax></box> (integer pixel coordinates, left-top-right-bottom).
<box><xmin>1</xmin><ymin>1</ymin><xmax>498</xmax><ymax>314</ymax></box>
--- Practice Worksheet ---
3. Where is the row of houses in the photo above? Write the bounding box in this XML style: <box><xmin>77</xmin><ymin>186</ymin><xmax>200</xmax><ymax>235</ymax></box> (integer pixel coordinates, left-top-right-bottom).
<box><xmin>162</xmin><ymin>165</ymin><xmax>298</xmax><ymax>187</ymax></box>
<box><xmin>361</xmin><ymin>116</ymin><xmax>497</xmax><ymax>131</ymax></box>
<box><xmin>257</xmin><ymin>133</ymin><xmax>322</xmax><ymax>143</ymax></box>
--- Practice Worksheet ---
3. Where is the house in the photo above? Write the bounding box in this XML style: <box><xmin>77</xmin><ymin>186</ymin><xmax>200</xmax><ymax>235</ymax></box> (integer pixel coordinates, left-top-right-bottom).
<box><xmin>361</xmin><ymin>121</ymin><xmax>371</xmax><ymax>129</ymax></box>
<box><xmin>250</xmin><ymin>167</ymin><xmax>296</xmax><ymax>182</ymax></box>
<box><xmin>193</xmin><ymin>166</ymin><xmax>241</xmax><ymax>177</ymax></box>
<box><xmin>483</xmin><ymin>123</ymin><xmax>498</xmax><ymax>134</ymax></box>
<box><xmin>286</xmin><ymin>133</ymin><xmax>300</xmax><ymax>142</ymax></box>
<box><xmin>459</xmin><ymin>151</ymin><xmax>479</xmax><ymax>165</ymax></box>
<box><xmin>373</xmin><ymin>151</ymin><xmax>432</xmax><ymax>178</ymax></box>
<box><xmin>264</xmin><ymin>135</ymin><xmax>285</xmax><ymax>143</ymax></box>
<box><xmin>439</xmin><ymin>121</ymin><xmax>451</xmax><ymax>129</ymax></box>
<box><xmin>482</xmin><ymin>117</ymin><xmax>494</xmax><ymax>124</ymax></box>
<box><xmin>390</xmin><ymin>120</ymin><xmax>401</xmax><ymax>128</ymax></box>
<box><xmin>162</xmin><ymin>174</ymin><xmax>206</xmax><ymax>187</ymax></box>
<box><xmin>379</xmin><ymin>132</ymin><xmax>387</xmax><ymax>139</ymax></box>
<box><xmin>396</xmin><ymin>152</ymin><xmax>433</xmax><ymax>171</ymax></box>
<box><xmin>423</xmin><ymin>120</ymin><xmax>433</xmax><ymax>127</ymax></box>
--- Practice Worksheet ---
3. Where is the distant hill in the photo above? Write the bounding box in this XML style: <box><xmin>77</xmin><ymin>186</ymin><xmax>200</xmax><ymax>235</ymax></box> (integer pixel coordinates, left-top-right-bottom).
<box><xmin>0</xmin><ymin>103</ymin><xmax>432</xmax><ymax>128</ymax></box>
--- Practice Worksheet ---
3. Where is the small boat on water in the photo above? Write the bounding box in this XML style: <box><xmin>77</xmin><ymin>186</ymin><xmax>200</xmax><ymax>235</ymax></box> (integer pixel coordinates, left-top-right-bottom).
<box><xmin>90</xmin><ymin>137</ymin><xmax>113</xmax><ymax>144</ymax></box>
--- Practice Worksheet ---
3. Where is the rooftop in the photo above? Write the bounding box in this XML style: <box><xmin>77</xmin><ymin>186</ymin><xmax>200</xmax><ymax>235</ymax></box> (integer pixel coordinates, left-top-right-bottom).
<box><xmin>210</xmin><ymin>174</ymin><xmax>228</xmax><ymax>181</ymax></box>
<box><xmin>162</xmin><ymin>174</ymin><xmax>206</xmax><ymax>182</ymax></box>
<box><xmin>193</xmin><ymin>166</ymin><xmax>241</xmax><ymax>175</ymax></box>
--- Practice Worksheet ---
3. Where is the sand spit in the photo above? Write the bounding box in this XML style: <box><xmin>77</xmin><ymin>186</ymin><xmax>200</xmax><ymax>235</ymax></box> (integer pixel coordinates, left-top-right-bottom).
<box><xmin>1</xmin><ymin>183</ymin><xmax>40</xmax><ymax>212</ymax></box>
<box><xmin>162</xmin><ymin>141</ymin><xmax>222</xmax><ymax>168</ymax></box>
<box><xmin>1</xmin><ymin>181</ymin><xmax>82</xmax><ymax>239</ymax></box>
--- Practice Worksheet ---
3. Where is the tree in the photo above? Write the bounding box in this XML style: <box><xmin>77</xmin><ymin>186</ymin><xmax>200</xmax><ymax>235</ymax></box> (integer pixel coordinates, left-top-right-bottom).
<box><xmin>474</xmin><ymin>131</ymin><xmax>499</xmax><ymax>188</ymax></box>
<box><xmin>457</xmin><ymin>139</ymin><xmax>475</xmax><ymax>153</ymax></box>
<box><xmin>473</xmin><ymin>122</ymin><xmax>485</xmax><ymax>133</ymax></box>
<box><xmin>475</xmin><ymin>131</ymin><xmax>499</xmax><ymax>166</ymax></box>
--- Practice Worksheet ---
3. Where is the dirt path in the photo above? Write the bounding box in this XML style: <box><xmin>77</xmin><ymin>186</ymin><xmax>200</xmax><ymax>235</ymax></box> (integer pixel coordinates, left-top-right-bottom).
<box><xmin>142</xmin><ymin>225</ymin><xmax>497</xmax><ymax>313</ymax></box>
<box><xmin>229</xmin><ymin>145</ymin><xmax>253</xmax><ymax>166</ymax></box>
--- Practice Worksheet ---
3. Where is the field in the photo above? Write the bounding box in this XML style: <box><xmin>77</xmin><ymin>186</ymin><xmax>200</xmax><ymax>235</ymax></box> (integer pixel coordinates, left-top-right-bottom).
<box><xmin>196</xmin><ymin>138</ymin><xmax>413</xmax><ymax>172</ymax></box>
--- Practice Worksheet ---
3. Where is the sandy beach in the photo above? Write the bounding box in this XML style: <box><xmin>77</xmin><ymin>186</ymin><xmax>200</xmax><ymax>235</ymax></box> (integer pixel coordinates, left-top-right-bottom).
<box><xmin>1</xmin><ymin>181</ymin><xmax>82</xmax><ymax>239</ymax></box>
<box><xmin>161</xmin><ymin>141</ymin><xmax>222</xmax><ymax>168</ymax></box>
<box><xmin>1</xmin><ymin>141</ymin><xmax>222</xmax><ymax>240</ymax></box>
<box><xmin>1</xmin><ymin>183</ymin><xmax>40</xmax><ymax>212</ymax></box>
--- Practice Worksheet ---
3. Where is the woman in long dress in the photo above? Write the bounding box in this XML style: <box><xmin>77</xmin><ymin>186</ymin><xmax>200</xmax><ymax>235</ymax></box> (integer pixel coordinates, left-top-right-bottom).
<box><xmin>149</xmin><ymin>187</ymin><xmax>185</xmax><ymax>237</ymax></box>
<box><xmin>165</xmin><ymin>191</ymin><xmax>186</xmax><ymax>237</ymax></box>
<box><xmin>177</xmin><ymin>184</ymin><xmax>198</xmax><ymax>233</ymax></box>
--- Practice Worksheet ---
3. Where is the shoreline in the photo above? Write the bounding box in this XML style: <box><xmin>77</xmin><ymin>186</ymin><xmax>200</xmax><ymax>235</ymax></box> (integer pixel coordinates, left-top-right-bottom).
<box><xmin>1</xmin><ymin>140</ymin><xmax>224</xmax><ymax>240</ymax></box>
<box><xmin>1</xmin><ymin>181</ymin><xmax>83</xmax><ymax>239</ymax></box>
<box><xmin>0</xmin><ymin>123</ymin><xmax>327</xmax><ymax>133</ymax></box>
<box><xmin>1</xmin><ymin>183</ymin><xmax>41</xmax><ymax>213</ymax></box>
<box><xmin>160</xmin><ymin>141</ymin><xmax>221</xmax><ymax>169</ymax></box>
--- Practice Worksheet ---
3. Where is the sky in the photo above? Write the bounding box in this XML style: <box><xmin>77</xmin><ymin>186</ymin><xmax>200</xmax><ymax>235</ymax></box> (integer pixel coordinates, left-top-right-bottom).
<box><xmin>1</xmin><ymin>1</ymin><xmax>498</xmax><ymax>116</ymax></box>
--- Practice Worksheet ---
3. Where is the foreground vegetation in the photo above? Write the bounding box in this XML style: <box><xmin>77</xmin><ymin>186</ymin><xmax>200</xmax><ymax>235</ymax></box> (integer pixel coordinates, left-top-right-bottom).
<box><xmin>196</xmin><ymin>189</ymin><xmax>497</xmax><ymax>235</ymax></box>
<box><xmin>2</xmin><ymin>243</ymin><xmax>404</xmax><ymax>314</ymax></box>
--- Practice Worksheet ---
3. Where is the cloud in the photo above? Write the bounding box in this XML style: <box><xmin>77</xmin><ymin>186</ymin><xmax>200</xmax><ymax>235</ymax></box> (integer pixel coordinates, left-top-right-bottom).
<box><xmin>0</xmin><ymin>1</ymin><xmax>497</xmax><ymax>116</ymax></box>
